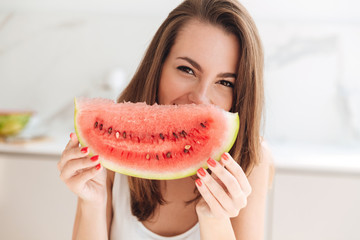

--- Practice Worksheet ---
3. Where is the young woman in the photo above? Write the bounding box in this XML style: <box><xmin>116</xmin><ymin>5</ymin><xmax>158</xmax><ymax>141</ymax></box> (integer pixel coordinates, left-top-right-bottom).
<box><xmin>58</xmin><ymin>0</ymin><xmax>273</xmax><ymax>239</ymax></box>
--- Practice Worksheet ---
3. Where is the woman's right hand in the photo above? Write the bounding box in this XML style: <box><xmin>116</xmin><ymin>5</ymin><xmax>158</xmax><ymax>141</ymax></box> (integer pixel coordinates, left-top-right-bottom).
<box><xmin>58</xmin><ymin>133</ymin><xmax>107</xmax><ymax>204</ymax></box>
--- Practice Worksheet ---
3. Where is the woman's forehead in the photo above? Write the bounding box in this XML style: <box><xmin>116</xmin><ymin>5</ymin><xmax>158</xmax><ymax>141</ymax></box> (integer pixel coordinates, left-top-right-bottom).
<box><xmin>169</xmin><ymin>20</ymin><xmax>240</xmax><ymax>72</ymax></box>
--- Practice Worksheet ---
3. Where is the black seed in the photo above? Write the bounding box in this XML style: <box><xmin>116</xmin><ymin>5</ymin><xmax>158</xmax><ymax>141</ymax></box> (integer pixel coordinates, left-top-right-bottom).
<box><xmin>159</xmin><ymin>133</ymin><xmax>164</xmax><ymax>140</ymax></box>
<box><xmin>173</xmin><ymin>132</ymin><xmax>178</xmax><ymax>139</ymax></box>
<box><xmin>123</xmin><ymin>131</ymin><xmax>126</xmax><ymax>138</ymax></box>
<box><xmin>94</xmin><ymin>122</ymin><xmax>98</xmax><ymax>128</ymax></box>
<box><xmin>184</xmin><ymin>149</ymin><xmax>189</xmax><ymax>153</ymax></box>
<box><xmin>99</xmin><ymin>124</ymin><xmax>103</xmax><ymax>130</ymax></box>
<box><xmin>200</xmin><ymin>122</ymin><xmax>206</xmax><ymax>128</ymax></box>
<box><xmin>180</xmin><ymin>130</ymin><xmax>187</xmax><ymax>137</ymax></box>
<box><xmin>108</xmin><ymin>127</ymin><xmax>112</xmax><ymax>134</ymax></box>
<box><xmin>166</xmin><ymin>152</ymin><xmax>172</xmax><ymax>158</ymax></box>
<box><xmin>156</xmin><ymin>155</ymin><xmax>159</xmax><ymax>160</ymax></box>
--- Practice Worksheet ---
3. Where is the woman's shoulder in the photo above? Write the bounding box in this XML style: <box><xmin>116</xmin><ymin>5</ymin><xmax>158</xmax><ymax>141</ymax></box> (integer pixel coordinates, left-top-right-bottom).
<box><xmin>248</xmin><ymin>138</ymin><xmax>275</xmax><ymax>189</ymax></box>
<box><xmin>260</xmin><ymin>139</ymin><xmax>274</xmax><ymax>165</ymax></box>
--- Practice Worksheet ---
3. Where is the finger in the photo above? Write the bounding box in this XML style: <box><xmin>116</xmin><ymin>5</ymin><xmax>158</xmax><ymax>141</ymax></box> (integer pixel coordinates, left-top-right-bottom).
<box><xmin>197</xmin><ymin>167</ymin><xmax>236</xmax><ymax>215</ymax></box>
<box><xmin>207</xmin><ymin>158</ymin><xmax>242</xmax><ymax>197</ymax></box>
<box><xmin>211</xmin><ymin>161</ymin><xmax>226</xmax><ymax>187</ymax></box>
<box><xmin>68</xmin><ymin>163</ymin><xmax>102</xmax><ymax>188</ymax></box>
<box><xmin>59</xmin><ymin>144</ymin><xmax>90</xmax><ymax>171</ymax></box>
<box><xmin>64</xmin><ymin>132</ymin><xmax>79</xmax><ymax>150</ymax></box>
<box><xmin>58</xmin><ymin>133</ymin><xmax>81</xmax><ymax>170</ymax></box>
<box><xmin>221</xmin><ymin>152</ymin><xmax>252</xmax><ymax>196</ymax></box>
<box><xmin>69</xmin><ymin>132</ymin><xmax>79</xmax><ymax>146</ymax></box>
<box><xmin>60</xmin><ymin>155</ymin><xmax>100</xmax><ymax>180</ymax></box>
<box><xmin>195</xmin><ymin>178</ymin><xmax>226</xmax><ymax>218</ymax></box>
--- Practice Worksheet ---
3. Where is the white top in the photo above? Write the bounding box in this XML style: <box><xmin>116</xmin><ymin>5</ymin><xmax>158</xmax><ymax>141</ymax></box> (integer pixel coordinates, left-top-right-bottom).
<box><xmin>110</xmin><ymin>173</ymin><xmax>200</xmax><ymax>240</ymax></box>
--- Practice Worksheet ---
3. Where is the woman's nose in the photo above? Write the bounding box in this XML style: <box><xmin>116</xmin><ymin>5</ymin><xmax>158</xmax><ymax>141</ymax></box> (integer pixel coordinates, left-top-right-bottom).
<box><xmin>188</xmin><ymin>82</ymin><xmax>211</xmax><ymax>105</ymax></box>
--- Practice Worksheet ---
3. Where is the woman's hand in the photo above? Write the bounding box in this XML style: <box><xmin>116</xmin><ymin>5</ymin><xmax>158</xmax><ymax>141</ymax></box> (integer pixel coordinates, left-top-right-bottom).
<box><xmin>195</xmin><ymin>152</ymin><xmax>252</xmax><ymax>219</ymax></box>
<box><xmin>58</xmin><ymin>133</ymin><xmax>107</xmax><ymax>204</ymax></box>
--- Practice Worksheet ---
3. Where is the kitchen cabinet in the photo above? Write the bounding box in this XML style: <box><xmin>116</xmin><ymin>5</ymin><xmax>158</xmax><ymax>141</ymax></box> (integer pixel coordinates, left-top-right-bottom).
<box><xmin>268</xmin><ymin>170</ymin><xmax>360</xmax><ymax>240</ymax></box>
<box><xmin>0</xmin><ymin>151</ymin><xmax>76</xmax><ymax>240</ymax></box>
<box><xmin>266</xmin><ymin>142</ymin><xmax>360</xmax><ymax>240</ymax></box>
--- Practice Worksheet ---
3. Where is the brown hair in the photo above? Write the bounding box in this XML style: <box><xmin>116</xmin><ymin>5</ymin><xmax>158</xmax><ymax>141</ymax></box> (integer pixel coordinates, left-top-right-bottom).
<box><xmin>117</xmin><ymin>0</ymin><xmax>264</xmax><ymax>221</ymax></box>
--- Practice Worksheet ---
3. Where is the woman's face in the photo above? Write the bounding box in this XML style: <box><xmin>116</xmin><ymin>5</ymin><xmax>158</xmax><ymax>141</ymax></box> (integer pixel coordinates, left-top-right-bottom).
<box><xmin>158</xmin><ymin>20</ymin><xmax>240</xmax><ymax>111</ymax></box>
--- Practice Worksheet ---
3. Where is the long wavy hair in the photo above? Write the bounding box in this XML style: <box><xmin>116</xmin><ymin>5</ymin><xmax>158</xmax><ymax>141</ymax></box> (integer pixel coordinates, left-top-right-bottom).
<box><xmin>117</xmin><ymin>0</ymin><xmax>264</xmax><ymax>221</ymax></box>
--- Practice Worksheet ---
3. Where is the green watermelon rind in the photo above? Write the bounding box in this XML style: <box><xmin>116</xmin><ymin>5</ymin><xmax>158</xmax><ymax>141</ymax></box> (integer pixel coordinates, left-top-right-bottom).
<box><xmin>74</xmin><ymin>98</ymin><xmax>91</xmax><ymax>156</ymax></box>
<box><xmin>74</xmin><ymin>98</ymin><xmax>239</xmax><ymax>180</ymax></box>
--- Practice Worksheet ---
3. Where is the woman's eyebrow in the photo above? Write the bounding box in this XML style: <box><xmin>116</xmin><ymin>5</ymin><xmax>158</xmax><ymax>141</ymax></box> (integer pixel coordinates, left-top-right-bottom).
<box><xmin>217</xmin><ymin>72</ymin><xmax>237</xmax><ymax>78</ymax></box>
<box><xmin>177</xmin><ymin>56</ymin><xmax>237</xmax><ymax>78</ymax></box>
<box><xmin>177</xmin><ymin>56</ymin><xmax>202</xmax><ymax>72</ymax></box>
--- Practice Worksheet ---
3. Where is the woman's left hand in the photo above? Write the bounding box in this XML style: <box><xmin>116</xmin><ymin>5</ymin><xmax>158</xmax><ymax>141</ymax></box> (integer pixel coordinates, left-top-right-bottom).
<box><xmin>195</xmin><ymin>152</ymin><xmax>252</xmax><ymax>219</ymax></box>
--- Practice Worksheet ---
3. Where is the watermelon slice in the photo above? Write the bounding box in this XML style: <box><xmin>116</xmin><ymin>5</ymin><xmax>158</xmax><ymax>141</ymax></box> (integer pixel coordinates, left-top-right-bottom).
<box><xmin>74</xmin><ymin>97</ymin><xmax>239</xmax><ymax>180</ymax></box>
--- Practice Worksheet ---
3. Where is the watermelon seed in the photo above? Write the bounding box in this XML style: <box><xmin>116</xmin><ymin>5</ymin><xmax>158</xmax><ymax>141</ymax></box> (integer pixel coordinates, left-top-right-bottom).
<box><xmin>173</xmin><ymin>132</ymin><xmax>178</xmax><ymax>139</ymax></box>
<box><xmin>159</xmin><ymin>133</ymin><xmax>165</xmax><ymax>140</ymax></box>
<box><xmin>108</xmin><ymin>127</ymin><xmax>112</xmax><ymax>134</ymax></box>
<box><xmin>99</xmin><ymin>124</ymin><xmax>103</xmax><ymax>130</ymax></box>
<box><xmin>94</xmin><ymin>122</ymin><xmax>98</xmax><ymax>128</ymax></box>
<box><xmin>184</xmin><ymin>145</ymin><xmax>191</xmax><ymax>153</ymax></box>
<box><xmin>166</xmin><ymin>152</ymin><xmax>172</xmax><ymax>158</ymax></box>
<box><xmin>115</xmin><ymin>131</ymin><xmax>120</xmax><ymax>139</ymax></box>
<box><xmin>200</xmin><ymin>122</ymin><xmax>206</xmax><ymax>128</ymax></box>
<box><xmin>123</xmin><ymin>131</ymin><xmax>126</xmax><ymax>138</ymax></box>
<box><xmin>180</xmin><ymin>130</ymin><xmax>187</xmax><ymax>137</ymax></box>
<box><xmin>156</xmin><ymin>154</ymin><xmax>159</xmax><ymax>160</ymax></box>
<box><xmin>146</xmin><ymin>154</ymin><xmax>150</xmax><ymax>160</ymax></box>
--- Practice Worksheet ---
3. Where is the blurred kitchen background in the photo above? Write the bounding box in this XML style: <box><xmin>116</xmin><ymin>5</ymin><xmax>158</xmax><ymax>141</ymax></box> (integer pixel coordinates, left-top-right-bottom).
<box><xmin>0</xmin><ymin>0</ymin><xmax>359</xmax><ymax>239</ymax></box>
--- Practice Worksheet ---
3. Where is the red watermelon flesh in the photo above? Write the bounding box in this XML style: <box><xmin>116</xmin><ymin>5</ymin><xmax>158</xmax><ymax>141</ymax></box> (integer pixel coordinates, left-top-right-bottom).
<box><xmin>74</xmin><ymin>97</ymin><xmax>239</xmax><ymax>180</ymax></box>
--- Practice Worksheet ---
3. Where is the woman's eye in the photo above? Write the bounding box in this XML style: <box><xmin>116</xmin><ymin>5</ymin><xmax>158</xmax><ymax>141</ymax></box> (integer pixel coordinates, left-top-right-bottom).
<box><xmin>218</xmin><ymin>80</ymin><xmax>234</xmax><ymax>88</ymax></box>
<box><xmin>177</xmin><ymin>66</ymin><xmax>194</xmax><ymax>75</ymax></box>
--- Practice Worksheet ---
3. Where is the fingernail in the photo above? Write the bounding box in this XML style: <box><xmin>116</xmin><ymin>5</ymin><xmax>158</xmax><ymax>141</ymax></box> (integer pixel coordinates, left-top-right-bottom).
<box><xmin>222</xmin><ymin>152</ymin><xmax>229</xmax><ymax>161</ymax></box>
<box><xmin>95</xmin><ymin>164</ymin><xmax>101</xmax><ymax>170</ymax></box>
<box><xmin>81</xmin><ymin>147</ymin><xmax>88</xmax><ymax>153</ymax></box>
<box><xmin>207</xmin><ymin>158</ymin><xmax>216</xmax><ymax>167</ymax></box>
<box><xmin>195</xmin><ymin>178</ymin><xmax>202</xmax><ymax>187</ymax></box>
<box><xmin>197</xmin><ymin>168</ymin><xmax>206</xmax><ymax>177</ymax></box>
<box><xmin>70</xmin><ymin>133</ymin><xmax>74</xmax><ymax>139</ymax></box>
<box><xmin>90</xmin><ymin>155</ymin><xmax>99</xmax><ymax>161</ymax></box>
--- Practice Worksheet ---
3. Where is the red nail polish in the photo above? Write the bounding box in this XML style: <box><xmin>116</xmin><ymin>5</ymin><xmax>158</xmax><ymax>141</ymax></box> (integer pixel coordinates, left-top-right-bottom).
<box><xmin>222</xmin><ymin>152</ymin><xmax>229</xmax><ymax>161</ymax></box>
<box><xmin>70</xmin><ymin>133</ymin><xmax>74</xmax><ymax>139</ymax></box>
<box><xmin>95</xmin><ymin>164</ymin><xmax>101</xmax><ymax>170</ymax></box>
<box><xmin>90</xmin><ymin>155</ymin><xmax>99</xmax><ymax>161</ymax></box>
<box><xmin>196</xmin><ymin>179</ymin><xmax>202</xmax><ymax>187</ymax></box>
<box><xmin>81</xmin><ymin>147</ymin><xmax>88</xmax><ymax>153</ymax></box>
<box><xmin>197</xmin><ymin>168</ymin><xmax>206</xmax><ymax>177</ymax></box>
<box><xmin>207</xmin><ymin>158</ymin><xmax>216</xmax><ymax>167</ymax></box>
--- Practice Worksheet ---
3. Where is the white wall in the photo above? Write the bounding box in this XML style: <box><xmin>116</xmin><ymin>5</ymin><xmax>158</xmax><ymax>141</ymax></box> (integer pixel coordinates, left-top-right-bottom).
<box><xmin>1</xmin><ymin>0</ymin><xmax>359</xmax><ymax>144</ymax></box>
<box><xmin>243</xmin><ymin>0</ymin><xmax>360</xmax><ymax>144</ymax></box>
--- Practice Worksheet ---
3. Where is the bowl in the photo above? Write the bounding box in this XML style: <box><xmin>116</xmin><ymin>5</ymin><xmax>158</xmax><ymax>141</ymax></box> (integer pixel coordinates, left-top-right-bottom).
<box><xmin>0</xmin><ymin>111</ymin><xmax>33</xmax><ymax>137</ymax></box>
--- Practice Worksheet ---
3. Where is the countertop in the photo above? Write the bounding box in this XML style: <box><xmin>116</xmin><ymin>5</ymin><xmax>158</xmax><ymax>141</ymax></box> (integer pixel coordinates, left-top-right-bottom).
<box><xmin>0</xmin><ymin>134</ymin><xmax>68</xmax><ymax>156</ymax></box>
<box><xmin>268</xmin><ymin>141</ymin><xmax>360</xmax><ymax>175</ymax></box>
<box><xmin>0</xmin><ymin>135</ymin><xmax>359</xmax><ymax>174</ymax></box>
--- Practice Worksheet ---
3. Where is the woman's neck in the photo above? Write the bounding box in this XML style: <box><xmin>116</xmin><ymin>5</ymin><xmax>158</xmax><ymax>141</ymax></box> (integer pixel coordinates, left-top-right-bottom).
<box><xmin>160</xmin><ymin>176</ymin><xmax>198</xmax><ymax>203</ymax></box>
